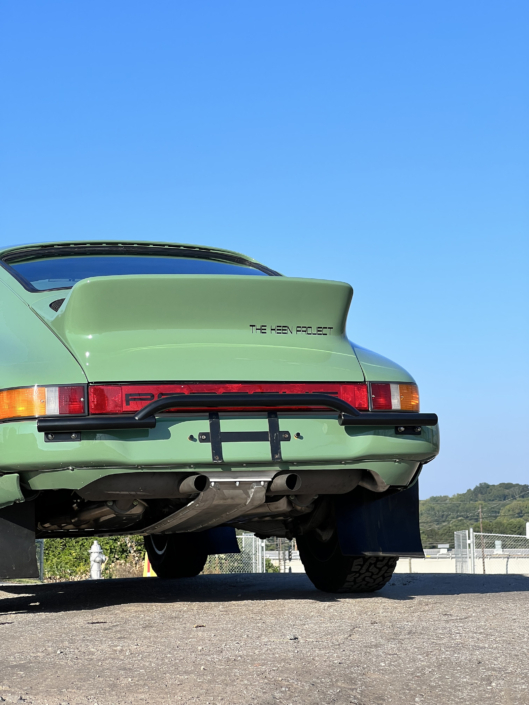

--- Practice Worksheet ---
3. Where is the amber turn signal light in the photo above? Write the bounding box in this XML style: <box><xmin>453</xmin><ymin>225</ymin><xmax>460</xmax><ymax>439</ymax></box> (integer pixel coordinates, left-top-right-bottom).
<box><xmin>0</xmin><ymin>385</ymin><xmax>85</xmax><ymax>421</ymax></box>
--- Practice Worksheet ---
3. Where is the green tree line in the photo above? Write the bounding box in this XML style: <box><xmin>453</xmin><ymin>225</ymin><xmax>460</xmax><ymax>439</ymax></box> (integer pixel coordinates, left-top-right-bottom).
<box><xmin>420</xmin><ymin>482</ymin><xmax>529</xmax><ymax>548</ymax></box>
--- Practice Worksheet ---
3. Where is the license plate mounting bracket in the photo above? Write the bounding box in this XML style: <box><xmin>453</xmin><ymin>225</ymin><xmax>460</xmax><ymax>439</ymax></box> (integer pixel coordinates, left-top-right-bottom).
<box><xmin>199</xmin><ymin>412</ymin><xmax>291</xmax><ymax>463</ymax></box>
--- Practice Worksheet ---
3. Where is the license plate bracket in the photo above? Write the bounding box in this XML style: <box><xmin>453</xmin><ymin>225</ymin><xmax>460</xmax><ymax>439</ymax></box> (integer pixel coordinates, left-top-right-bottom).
<box><xmin>199</xmin><ymin>412</ymin><xmax>291</xmax><ymax>463</ymax></box>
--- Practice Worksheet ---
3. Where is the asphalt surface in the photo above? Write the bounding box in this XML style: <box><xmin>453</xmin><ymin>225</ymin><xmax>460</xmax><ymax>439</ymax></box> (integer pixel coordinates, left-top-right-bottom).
<box><xmin>0</xmin><ymin>573</ymin><xmax>528</xmax><ymax>705</ymax></box>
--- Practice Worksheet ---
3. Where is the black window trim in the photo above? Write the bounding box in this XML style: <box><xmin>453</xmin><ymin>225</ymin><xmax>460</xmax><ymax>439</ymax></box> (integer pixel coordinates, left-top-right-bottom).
<box><xmin>0</xmin><ymin>244</ymin><xmax>280</xmax><ymax>293</ymax></box>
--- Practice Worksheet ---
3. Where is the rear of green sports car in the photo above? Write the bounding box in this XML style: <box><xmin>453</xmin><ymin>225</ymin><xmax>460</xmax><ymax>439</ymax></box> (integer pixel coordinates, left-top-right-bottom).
<box><xmin>0</xmin><ymin>241</ymin><xmax>439</xmax><ymax>592</ymax></box>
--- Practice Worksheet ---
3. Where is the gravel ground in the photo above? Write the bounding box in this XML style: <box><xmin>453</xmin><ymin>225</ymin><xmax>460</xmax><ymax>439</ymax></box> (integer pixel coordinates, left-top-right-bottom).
<box><xmin>0</xmin><ymin>572</ymin><xmax>528</xmax><ymax>705</ymax></box>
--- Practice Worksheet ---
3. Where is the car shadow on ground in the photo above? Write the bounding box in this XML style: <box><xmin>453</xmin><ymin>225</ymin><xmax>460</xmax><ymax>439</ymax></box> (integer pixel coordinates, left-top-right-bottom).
<box><xmin>1</xmin><ymin>572</ymin><xmax>528</xmax><ymax>616</ymax></box>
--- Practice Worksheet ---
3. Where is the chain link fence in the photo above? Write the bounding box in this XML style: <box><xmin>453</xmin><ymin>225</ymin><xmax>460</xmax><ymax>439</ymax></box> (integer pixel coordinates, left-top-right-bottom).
<box><xmin>265</xmin><ymin>538</ymin><xmax>299</xmax><ymax>573</ymax></box>
<box><xmin>202</xmin><ymin>533</ymin><xmax>267</xmax><ymax>574</ymax></box>
<box><xmin>455</xmin><ymin>529</ymin><xmax>529</xmax><ymax>574</ymax></box>
<box><xmin>201</xmin><ymin>534</ymin><xmax>299</xmax><ymax>574</ymax></box>
<box><xmin>454</xmin><ymin>530</ymin><xmax>471</xmax><ymax>573</ymax></box>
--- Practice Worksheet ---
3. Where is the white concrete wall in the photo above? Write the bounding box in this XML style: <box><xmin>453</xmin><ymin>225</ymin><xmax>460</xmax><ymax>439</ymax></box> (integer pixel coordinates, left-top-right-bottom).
<box><xmin>272</xmin><ymin>556</ymin><xmax>529</xmax><ymax>575</ymax></box>
<box><xmin>395</xmin><ymin>558</ymin><xmax>456</xmax><ymax>574</ymax></box>
<box><xmin>395</xmin><ymin>556</ymin><xmax>529</xmax><ymax>575</ymax></box>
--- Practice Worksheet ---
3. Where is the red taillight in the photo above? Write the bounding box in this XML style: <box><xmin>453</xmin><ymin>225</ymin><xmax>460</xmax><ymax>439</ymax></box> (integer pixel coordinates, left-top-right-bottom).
<box><xmin>339</xmin><ymin>383</ymin><xmax>369</xmax><ymax>411</ymax></box>
<box><xmin>371</xmin><ymin>383</ymin><xmax>419</xmax><ymax>411</ymax></box>
<box><xmin>88</xmin><ymin>382</ymin><xmax>370</xmax><ymax>414</ymax></box>
<box><xmin>371</xmin><ymin>383</ymin><xmax>393</xmax><ymax>410</ymax></box>
<box><xmin>58</xmin><ymin>386</ymin><xmax>86</xmax><ymax>415</ymax></box>
<box><xmin>89</xmin><ymin>385</ymin><xmax>122</xmax><ymax>414</ymax></box>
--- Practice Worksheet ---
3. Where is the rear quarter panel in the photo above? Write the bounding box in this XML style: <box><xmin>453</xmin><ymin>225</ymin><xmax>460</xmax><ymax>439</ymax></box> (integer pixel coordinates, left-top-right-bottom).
<box><xmin>0</xmin><ymin>276</ymin><xmax>86</xmax><ymax>388</ymax></box>
<box><xmin>351</xmin><ymin>344</ymin><xmax>416</xmax><ymax>383</ymax></box>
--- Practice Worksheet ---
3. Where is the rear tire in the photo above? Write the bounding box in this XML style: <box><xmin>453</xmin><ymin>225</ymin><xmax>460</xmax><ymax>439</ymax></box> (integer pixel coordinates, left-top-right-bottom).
<box><xmin>298</xmin><ymin>523</ymin><xmax>397</xmax><ymax>593</ymax></box>
<box><xmin>144</xmin><ymin>534</ymin><xmax>208</xmax><ymax>578</ymax></box>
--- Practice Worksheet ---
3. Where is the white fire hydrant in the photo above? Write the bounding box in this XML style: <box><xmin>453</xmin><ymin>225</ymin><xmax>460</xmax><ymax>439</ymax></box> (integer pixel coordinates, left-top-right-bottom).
<box><xmin>89</xmin><ymin>540</ymin><xmax>107</xmax><ymax>580</ymax></box>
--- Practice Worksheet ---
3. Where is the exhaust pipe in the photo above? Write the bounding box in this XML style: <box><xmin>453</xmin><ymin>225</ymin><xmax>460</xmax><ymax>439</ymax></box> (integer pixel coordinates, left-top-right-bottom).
<box><xmin>78</xmin><ymin>472</ymin><xmax>210</xmax><ymax>500</ymax></box>
<box><xmin>70</xmin><ymin>498</ymin><xmax>147</xmax><ymax>528</ymax></box>
<box><xmin>268</xmin><ymin>473</ymin><xmax>302</xmax><ymax>495</ymax></box>
<box><xmin>268</xmin><ymin>470</ymin><xmax>363</xmax><ymax>496</ymax></box>
<box><xmin>72</xmin><ymin>504</ymin><xmax>115</xmax><ymax>525</ymax></box>
<box><xmin>178</xmin><ymin>474</ymin><xmax>210</xmax><ymax>495</ymax></box>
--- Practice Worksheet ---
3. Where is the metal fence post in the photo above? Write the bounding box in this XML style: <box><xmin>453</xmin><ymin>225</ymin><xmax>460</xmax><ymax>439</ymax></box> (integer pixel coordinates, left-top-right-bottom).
<box><xmin>35</xmin><ymin>539</ymin><xmax>44</xmax><ymax>581</ymax></box>
<box><xmin>479</xmin><ymin>506</ymin><xmax>486</xmax><ymax>574</ymax></box>
<box><xmin>469</xmin><ymin>528</ymin><xmax>475</xmax><ymax>574</ymax></box>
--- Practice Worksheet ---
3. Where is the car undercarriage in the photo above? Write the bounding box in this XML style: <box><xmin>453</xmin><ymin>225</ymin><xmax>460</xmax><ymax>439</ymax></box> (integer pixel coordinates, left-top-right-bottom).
<box><xmin>34</xmin><ymin>468</ymin><xmax>387</xmax><ymax>538</ymax></box>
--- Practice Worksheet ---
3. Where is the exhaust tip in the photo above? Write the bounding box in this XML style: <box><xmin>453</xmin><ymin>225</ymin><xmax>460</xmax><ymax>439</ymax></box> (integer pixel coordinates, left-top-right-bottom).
<box><xmin>193</xmin><ymin>474</ymin><xmax>210</xmax><ymax>493</ymax></box>
<box><xmin>284</xmin><ymin>473</ymin><xmax>300</xmax><ymax>491</ymax></box>
<box><xmin>269</xmin><ymin>472</ymin><xmax>302</xmax><ymax>494</ymax></box>
<box><xmin>178</xmin><ymin>474</ymin><xmax>210</xmax><ymax>495</ymax></box>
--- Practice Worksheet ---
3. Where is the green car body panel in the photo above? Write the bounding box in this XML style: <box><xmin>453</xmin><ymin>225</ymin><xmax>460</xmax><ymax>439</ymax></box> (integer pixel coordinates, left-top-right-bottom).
<box><xmin>0</xmin><ymin>277</ymin><xmax>86</xmax><ymax>389</ymax></box>
<box><xmin>47</xmin><ymin>274</ymin><xmax>365</xmax><ymax>383</ymax></box>
<box><xmin>0</xmin><ymin>241</ymin><xmax>439</xmax><ymax>585</ymax></box>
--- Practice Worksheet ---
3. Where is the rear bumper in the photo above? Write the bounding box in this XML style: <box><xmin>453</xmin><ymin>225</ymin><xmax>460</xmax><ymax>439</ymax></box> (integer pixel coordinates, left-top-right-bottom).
<box><xmin>1</xmin><ymin>411</ymin><xmax>440</xmax><ymax>495</ymax></box>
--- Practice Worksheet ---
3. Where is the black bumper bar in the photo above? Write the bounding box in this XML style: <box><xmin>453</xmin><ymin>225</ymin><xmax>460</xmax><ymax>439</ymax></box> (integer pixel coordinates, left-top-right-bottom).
<box><xmin>37</xmin><ymin>393</ymin><xmax>438</xmax><ymax>433</ymax></box>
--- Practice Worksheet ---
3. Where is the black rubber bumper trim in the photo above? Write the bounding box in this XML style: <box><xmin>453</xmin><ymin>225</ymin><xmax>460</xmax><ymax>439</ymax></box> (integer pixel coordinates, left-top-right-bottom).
<box><xmin>37</xmin><ymin>416</ymin><xmax>157</xmax><ymax>432</ymax></box>
<box><xmin>37</xmin><ymin>394</ymin><xmax>438</xmax><ymax>432</ymax></box>
<box><xmin>339</xmin><ymin>412</ymin><xmax>439</xmax><ymax>427</ymax></box>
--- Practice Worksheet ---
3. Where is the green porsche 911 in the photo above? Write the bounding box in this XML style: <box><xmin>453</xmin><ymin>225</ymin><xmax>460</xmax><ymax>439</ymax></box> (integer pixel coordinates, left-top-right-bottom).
<box><xmin>0</xmin><ymin>241</ymin><xmax>439</xmax><ymax>592</ymax></box>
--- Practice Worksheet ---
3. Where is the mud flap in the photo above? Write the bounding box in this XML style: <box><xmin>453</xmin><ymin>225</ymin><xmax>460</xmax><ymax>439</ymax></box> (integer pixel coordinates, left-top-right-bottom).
<box><xmin>335</xmin><ymin>481</ymin><xmax>424</xmax><ymax>557</ymax></box>
<box><xmin>197</xmin><ymin>527</ymin><xmax>240</xmax><ymax>555</ymax></box>
<box><xmin>0</xmin><ymin>502</ymin><xmax>39</xmax><ymax>579</ymax></box>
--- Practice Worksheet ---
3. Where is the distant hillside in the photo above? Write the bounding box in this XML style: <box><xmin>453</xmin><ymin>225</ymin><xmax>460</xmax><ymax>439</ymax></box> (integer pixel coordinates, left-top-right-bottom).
<box><xmin>420</xmin><ymin>482</ymin><xmax>529</xmax><ymax>548</ymax></box>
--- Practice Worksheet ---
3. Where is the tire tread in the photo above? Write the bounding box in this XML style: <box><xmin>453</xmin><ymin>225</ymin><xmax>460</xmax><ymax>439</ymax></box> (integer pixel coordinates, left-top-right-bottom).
<box><xmin>338</xmin><ymin>556</ymin><xmax>397</xmax><ymax>593</ymax></box>
<box><xmin>298</xmin><ymin>529</ymin><xmax>398</xmax><ymax>594</ymax></box>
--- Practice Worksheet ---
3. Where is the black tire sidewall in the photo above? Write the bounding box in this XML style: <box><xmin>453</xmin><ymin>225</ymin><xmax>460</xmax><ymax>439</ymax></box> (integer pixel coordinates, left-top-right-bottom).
<box><xmin>144</xmin><ymin>534</ymin><xmax>208</xmax><ymax>579</ymax></box>
<box><xmin>298</xmin><ymin>528</ymin><xmax>354</xmax><ymax>592</ymax></box>
<box><xmin>298</xmin><ymin>528</ymin><xmax>397</xmax><ymax>593</ymax></box>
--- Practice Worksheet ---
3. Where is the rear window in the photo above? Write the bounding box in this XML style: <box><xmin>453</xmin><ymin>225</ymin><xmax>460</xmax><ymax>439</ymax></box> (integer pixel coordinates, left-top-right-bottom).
<box><xmin>9</xmin><ymin>255</ymin><xmax>268</xmax><ymax>291</ymax></box>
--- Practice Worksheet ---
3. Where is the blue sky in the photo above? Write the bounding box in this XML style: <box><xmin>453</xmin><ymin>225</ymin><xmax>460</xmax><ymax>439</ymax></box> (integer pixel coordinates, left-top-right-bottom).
<box><xmin>1</xmin><ymin>2</ymin><xmax>527</xmax><ymax>497</ymax></box>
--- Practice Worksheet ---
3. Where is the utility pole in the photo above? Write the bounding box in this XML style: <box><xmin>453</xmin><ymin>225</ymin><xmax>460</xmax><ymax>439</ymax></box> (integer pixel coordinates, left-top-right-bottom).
<box><xmin>479</xmin><ymin>504</ymin><xmax>486</xmax><ymax>575</ymax></box>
